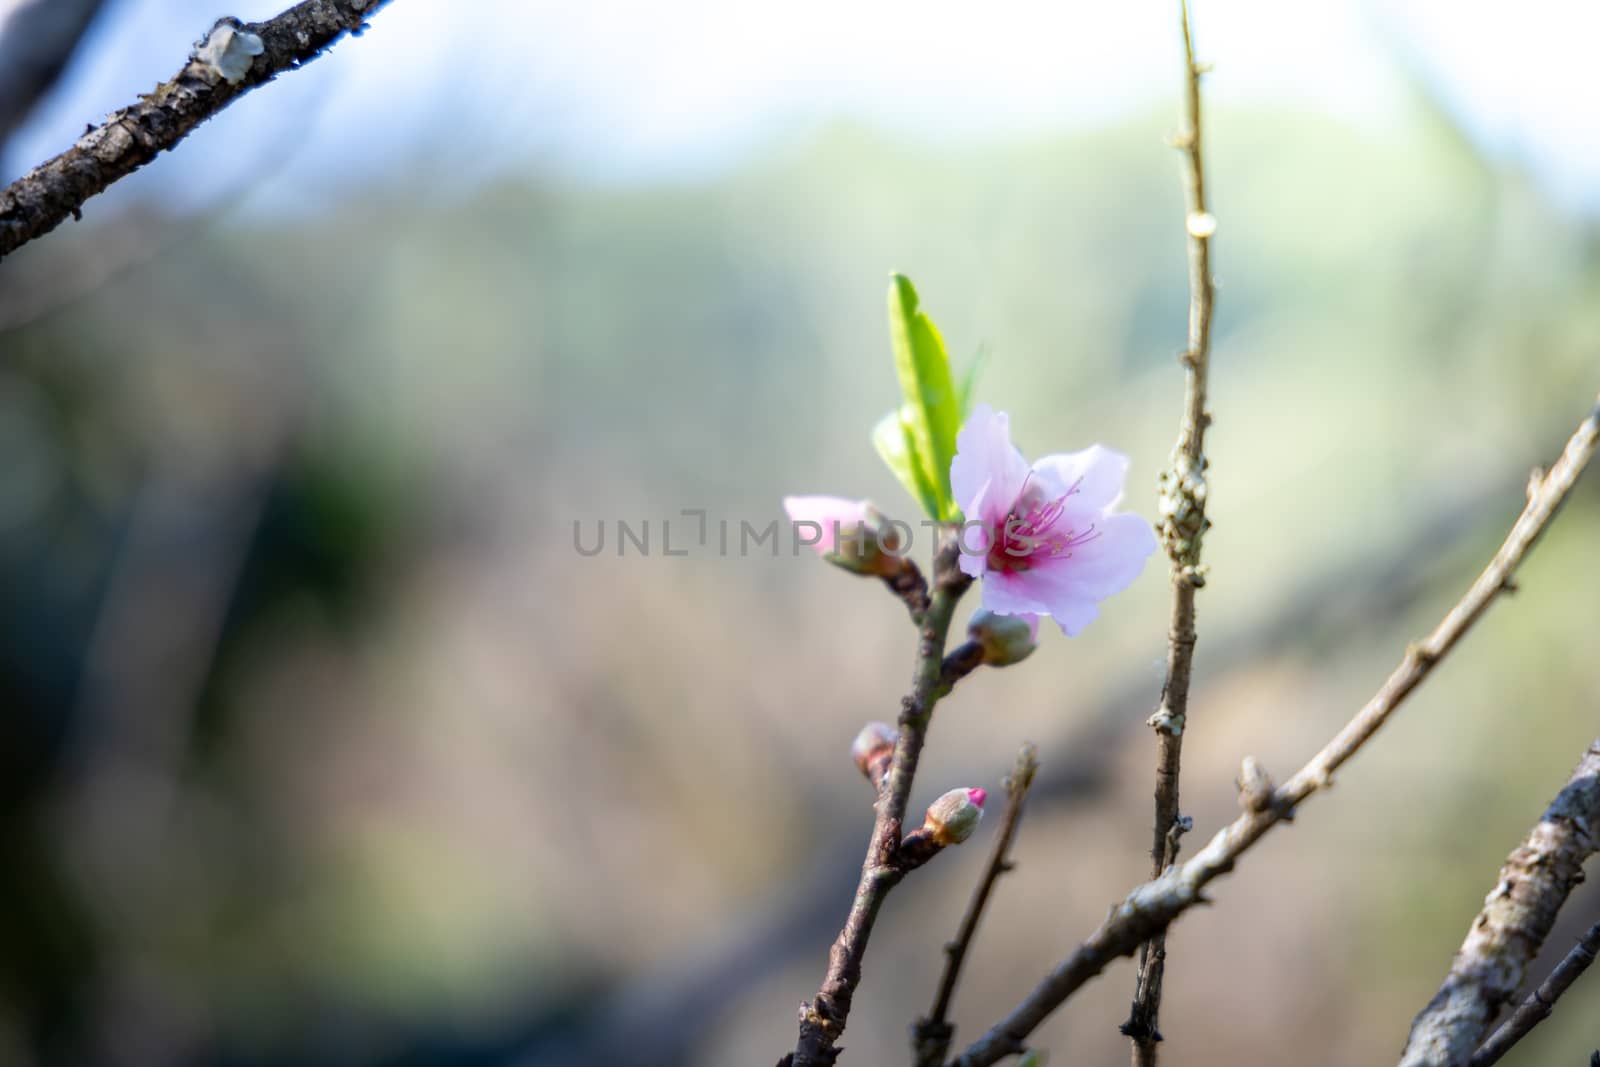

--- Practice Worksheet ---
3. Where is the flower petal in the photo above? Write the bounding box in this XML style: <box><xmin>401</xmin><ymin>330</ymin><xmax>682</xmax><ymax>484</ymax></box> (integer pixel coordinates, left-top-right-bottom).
<box><xmin>977</xmin><ymin>569</ymin><xmax>1054</xmax><ymax>617</ymax></box>
<box><xmin>1030</xmin><ymin>444</ymin><xmax>1131</xmax><ymax>511</ymax></box>
<box><xmin>1020</xmin><ymin>511</ymin><xmax>1157</xmax><ymax>604</ymax></box>
<box><xmin>951</xmin><ymin>404</ymin><xmax>1030</xmax><ymax>523</ymax></box>
<box><xmin>1056</xmin><ymin>511</ymin><xmax>1158</xmax><ymax>597</ymax></box>
<box><xmin>1047</xmin><ymin>597</ymin><xmax>1101</xmax><ymax>636</ymax></box>
<box><xmin>983</xmin><ymin>568</ymin><xmax>1103</xmax><ymax>635</ymax></box>
<box><xmin>955</xmin><ymin>478</ymin><xmax>995</xmax><ymax>578</ymax></box>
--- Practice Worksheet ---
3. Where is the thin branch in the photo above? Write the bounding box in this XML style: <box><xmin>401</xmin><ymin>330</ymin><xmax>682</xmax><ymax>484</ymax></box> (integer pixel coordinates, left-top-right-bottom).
<box><xmin>0</xmin><ymin>0</ymin><xmax>390</xmax><ymax>261</ymax></box>
<box><xmin>1127</xmin><ymin>2</ymin><xmax>1217</xmax><ymax>1059</ymax></box>
<box><xmin>951</xmin><ymin>392</ymin><xmax>1600</xmax><ymax>1067</ymax></box>
<box><xmin>913</xmin><ymin>744</ymin><xmax>1041</xmax><ymax>1067</ymax></box>
<box><xmin>1399</xmin><ymin>742</ymin><xmax>1600</xmax><ymax>1067</ymax></box>
<box><xmin>884</xmin><ymin>556</ymin><xmax>933</xmax><ymax>622</ymax></box>
<box><xmin>790</xmin><ymin>534</ymin><xmax>974</xmax><ymax>1066</ymax></box>
<box><xmin>1469</xmin><ymin>919</ymin><xmax>1600</xmax><ymax>1067</ymax></box>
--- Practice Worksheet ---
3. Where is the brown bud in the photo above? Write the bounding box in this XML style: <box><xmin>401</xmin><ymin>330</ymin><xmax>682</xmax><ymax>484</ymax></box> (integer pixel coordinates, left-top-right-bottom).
<box><xmin>851</xmin><ymin>722</ymin><xmax>897</xmax><ymax>786</ymax></box>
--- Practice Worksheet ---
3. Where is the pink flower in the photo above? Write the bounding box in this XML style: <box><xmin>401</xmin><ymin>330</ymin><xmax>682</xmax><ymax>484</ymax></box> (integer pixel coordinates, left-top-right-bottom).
<box><xmin>951</xmin><ymin>404</ymin><xmax>1156</xmax><ymax>635</ymax></box>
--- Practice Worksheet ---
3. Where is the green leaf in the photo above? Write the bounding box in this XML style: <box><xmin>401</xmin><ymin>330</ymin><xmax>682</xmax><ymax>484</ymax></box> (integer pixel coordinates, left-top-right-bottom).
<box><xmin>886</xmin><ymin>274</ymin><xmax>961</xmax><ymax>520</ymax></box>
<box><xmin>959</xmin><ymin>344</ymin><xmax>990</xmax><ymax>419</ymax></box>
<box><xmin>872</xmin><ymin>407</ymin><xmax>941</xmax><ymax>520</ymax></box>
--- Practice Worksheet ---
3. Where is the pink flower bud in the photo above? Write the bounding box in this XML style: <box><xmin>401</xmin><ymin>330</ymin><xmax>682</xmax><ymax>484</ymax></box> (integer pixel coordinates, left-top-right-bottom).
<box><xmin>782</xmin><ymin>495</ymin><xmax>902</xmax><ymax>576</ymax></box>
<box><xmin>923</xmin><ymin>786</ymin><xmax>986</xmax><ymax>845</ymax></box>
<box><xmin>967</xmin><ymin>609</ymin><xmax>1040</xmax><ymax>667</ymax></box>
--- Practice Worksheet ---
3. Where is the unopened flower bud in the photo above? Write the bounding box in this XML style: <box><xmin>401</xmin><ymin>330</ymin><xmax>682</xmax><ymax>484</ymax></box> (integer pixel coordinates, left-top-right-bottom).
<box><xmin>851</xmin><ymin>722</ymin><xmax>897</xmax><ymax>780</ymax></box>
<box><xmin>923</xmin><ymin>787</ymin><xmax>987</xmax><ymax>845</ymax></box>
<box><xmin>968</xmin><ymin>609</ymin><xmax>1040</xmax><ymax>667</ymax></box>
<box><xmin>782</xmin><ymin>496</ymin><xmax>904</xmax><ymax>577</ymax></box>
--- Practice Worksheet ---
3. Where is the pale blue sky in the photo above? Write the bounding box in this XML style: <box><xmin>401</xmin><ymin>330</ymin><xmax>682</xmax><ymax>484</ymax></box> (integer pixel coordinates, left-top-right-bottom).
<box><xmin>6</xmin><ymin>0</ymin><xmax>1599</xmax><ymax>214</ymax></box>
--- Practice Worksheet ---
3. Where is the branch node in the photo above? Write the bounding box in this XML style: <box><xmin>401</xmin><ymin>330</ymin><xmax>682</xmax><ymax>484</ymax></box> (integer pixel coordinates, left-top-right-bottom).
<box><xmin>1236</xmin><ymin>756</ymin><xmax>1277</xmax><ymax>813</ymax></box>
<box><xmin>1147</xmin><ymin>706</ymin><xmax>1185</xmax><ymax>737</ymax></box>
<box><xmin>1166</xmin><ymin>814</ymin><xmax>1194</xmax><ymax>858</ymax></box>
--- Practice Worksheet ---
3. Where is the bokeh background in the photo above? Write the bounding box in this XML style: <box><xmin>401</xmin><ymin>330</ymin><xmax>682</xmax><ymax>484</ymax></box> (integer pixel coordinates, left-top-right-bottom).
<box><xmin>2</xmin><ymin>2</ymin><xmax>1598</xmax><ymax>1065</ymax></box>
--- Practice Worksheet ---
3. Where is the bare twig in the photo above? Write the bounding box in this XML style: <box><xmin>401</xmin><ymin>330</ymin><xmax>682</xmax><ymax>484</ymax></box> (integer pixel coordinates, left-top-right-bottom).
<box><xmin>951</xmin><ymin>392</ymin><xmax>1600</xmax><ymax>1067</ymax></box>
<box><xmin>1127</xmin><ymin>2</ymin><xmax>1217</xmax><ymax>1059</ymax></box>
<box><xmin>1399</xmin><ymin>742</ymin><xmax>1600</xmax><ymax>1067</ymax></box>
<box><xmin>913</xmin><ymin>744</ymin><xmax>1040</xmax><ymax>1067</ymax></box>
<box><xmin>0</xmin><ymin>0</ymin><xmax>390</xmax><ymax>261</ymax></box>
<box><xmin>1469</xmin><ymin>919</ymin><xmax>1600</xmax><ymax>1067</ymax></box>
<box><xmin>884</xmin><ymin>556</ymin><xmax>933</xmax><ymax>622</ymax></box>
<box><xmin>791</xmin><ymin>534</ymin><xmax>974</xmax><ymax>1066</ymax></box>
<box><xmin>937</xmin><ymin>640</ymin><xmax>986</xmax><ymax>694</ymax></box>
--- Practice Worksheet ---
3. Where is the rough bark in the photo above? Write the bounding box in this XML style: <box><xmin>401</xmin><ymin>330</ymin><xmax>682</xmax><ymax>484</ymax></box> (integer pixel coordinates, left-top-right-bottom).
<box><xmin>1398</xmin><ymin>743</ymin><xmax>1600</xmax><ymax>1067</ymax></box>
<box><xmin>1469</xmin><ymin>919</ymin><xmax>1600</xmax><ymax>1067</ymax></box>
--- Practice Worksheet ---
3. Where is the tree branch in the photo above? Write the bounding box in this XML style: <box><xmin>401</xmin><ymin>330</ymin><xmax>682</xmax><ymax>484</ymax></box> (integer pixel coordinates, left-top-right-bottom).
<box><xmin>913</xmin><ymin>744</ymin><xmax>1040</xmax><ymax>1067</ymax></box>
<box><xmin>1127</xmin><ymin>2</ymin><xmax>1217</xmax><ymax>1059</ymax></box>
<box><xmin>1399</xmin><ymin>742</ymin><xmax>1600</xmax><ymax>1067</ymax></box>
<box><xmin>0</xmin><ymin>0</ymin><xmax>390</xmax><ymax>261</ymax></box>
<box><xmin>951</xmin><ymin>392</ymin><xmax>1600</xmax><ymax>1067</ymax></box>
<box><xmin>883</xmin><ymin>556</ymin><xmax>933</xmax><ymax>622</ymax></box>
<box><xmin>790</xmin><ymin>534</ymin><xmax>974</xmax><ymax>1066</ymax></box>
<box><xmin>1469</xmin><ymin>919</ymin><xmax>1600</xmax><ymax>1067</ymax></box>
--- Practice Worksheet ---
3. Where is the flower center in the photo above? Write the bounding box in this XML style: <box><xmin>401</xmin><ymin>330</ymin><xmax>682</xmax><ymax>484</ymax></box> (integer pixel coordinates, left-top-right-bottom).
<box><xmin>987</xmin><ymin>477</ymin><xmax>1100</xmax><ymax>573</ymax></box>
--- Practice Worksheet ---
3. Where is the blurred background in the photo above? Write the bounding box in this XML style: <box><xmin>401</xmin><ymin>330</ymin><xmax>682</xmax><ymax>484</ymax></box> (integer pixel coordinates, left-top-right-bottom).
<box><xmin>1</xmin><ymin>1</ymin><xmax>1598</xmax><ymax>1065</ymax></box>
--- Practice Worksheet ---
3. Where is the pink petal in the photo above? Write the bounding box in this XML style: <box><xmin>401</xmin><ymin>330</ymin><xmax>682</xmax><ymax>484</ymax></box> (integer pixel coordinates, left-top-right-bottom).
<box><xmin>1007</xmin><ymin>512</ymin><xmax>1155</xmax><ymax>634</ymax></box>
<box><xmin>782</xmin><ymin>495</ymin><xmax>869</xmax><ymax>555</ymax></box>
<box><xmin>1029</xmin><ymin>444</ymin><xmax>1131</xmax><ymax>511</ymax></box>
<box><xmin>1046</xmin><ymin>511</ymin><xmax>1157</xmax><ymax>597</ymax></box>
<box><xmin>1047</xmin><ymin>597</ymin><xmax>1101</xmax><ymax>637</ymax></box>
<box><xmin>978</xmin><ymin>569</ymin><xmax>1054</xmax><ymax>617</ymax></box>
<box><xmin>955</xmin><ymin>479</ymin><xmax>995</xmax><ymax>579</ymax></box>
<box><xmin>980</xmin><ymin>512</ymin><xmax>1154</xmax><ymax>635</ymax></box>
<box><xmin>987</xmin><ymin>564</ymin><xmax>1101</xmax><ymax>635</ymax></box>
<box><xmin>951</xmin><ymin>404</ymin><xmax>1030</xmax><ymax>524</ymax></box>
